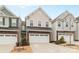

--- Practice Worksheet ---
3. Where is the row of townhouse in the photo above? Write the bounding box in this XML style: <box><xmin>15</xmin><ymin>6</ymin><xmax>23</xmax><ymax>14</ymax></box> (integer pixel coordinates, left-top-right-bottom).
<box><xmin>25</xmin><ymin>8</ymin><xmax>79</xmax><ymax>44</ymax></box>
<box><xmin>0</xmin><ymin>6</ymin><xmax>79</xmax><ymax>46</ymax></box>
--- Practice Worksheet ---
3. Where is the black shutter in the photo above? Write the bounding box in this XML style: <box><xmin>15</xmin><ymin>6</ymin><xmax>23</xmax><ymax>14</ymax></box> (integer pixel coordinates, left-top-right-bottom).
<box><xmin>9</xmin><ymin>17</ymin><xmax>11</xmax><ymax>27</ymax></box>
<box><xmin>3</xmin><ymin>17</ymin><xmax>5</xmax><ymax>25</ymax></box>
<box><xmin>16</xmin><ymin>19</ymin><xmax>18</xmax><ymax>28</ymax></box>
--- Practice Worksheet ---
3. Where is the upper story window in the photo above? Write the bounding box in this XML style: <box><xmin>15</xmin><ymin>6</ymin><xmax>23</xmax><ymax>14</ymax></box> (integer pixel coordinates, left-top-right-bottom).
<box><xmin>0</xmin><ymin>17</ymin><xmax>5</xmax><ymax>25</ymax></box>
<box><xmin>38</xmin><ymin>21</ymin><xmax>41</xmax><ymax>26</ymax></box>
<box><xmin>71</xmin><ymin>22</ymin><xmax>74</xmax><ymax>27</ymax></box>
<box><xmin>11</xmin><ymin>18</ymin><xmax>17</xmax><ymax>27</ymax></box>
<box><xmin>0</xmin><ymin>17</ymin><xmax>3</xmax><ymax>25</ymax></box>
<box><xmin>30</xmin><ymin>20</ymin><xmax>33</xmax><ymax>26</ymax></box>
<box><xmin>72</xmin><ymin>25</ymin><xmax>74</xmax><ymax>27</ymax></box>
<box><xmin>46</xmin><ymin>22</ymin><xmax>49</xmax><ymax>27</ymax></box>
<box><xmin>66</xmin><ymin>22</ymin><xmax>68</xmax><ymax>27</ymax></box>
<box><xmin>58</xmin><ymin>22</ymin><xmax>61</xmax><ymax>27</ymax></box>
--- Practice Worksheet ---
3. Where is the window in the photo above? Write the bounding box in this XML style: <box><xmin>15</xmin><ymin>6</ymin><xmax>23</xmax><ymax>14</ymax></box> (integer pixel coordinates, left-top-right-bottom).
<box><xmin>0</xmin><ymin>17</ymin><xmax>3</xmax><ymax>25</ymax></box>
<box><xmin>5</xmin><ymin>35</ymin><xmax>10</xmax><ymax>37</ymax></box>
<box><xmin>35</xmin><ymin>34</ymin><xmax>39</xmax><ymax>36</ymax></box>
<box><xmin>0</xmin><ymin>17</ymin><xmax>5</xmax><ymax>25</ymax></box>
<box><xmin>40</xmin><ymin>34</ymin><xmax>44</xmax><ymax>36</ymax></box>
<box><xmin>11</xmin><ymin>18</ymin><xmax>17</xmax><ymax>27</ymax></box>
<box><xmin>44</xmin><ymin>35</ymin><xmax>48</xmax><ymax>36</ymax></box>
<box><xmin>71</xmin><ymin>23</ymin><xmax>74</xmax><ymax>27</ymax></box>
<box><xmin>30</xmin><ymin>34</ymin><xmax>34</xmax><ymax>36</ymax></box>
<box><xmin>72</xmin><ymin>25</ymin><xmax>74</xmax><ymax>27</ymax></box>
<box><xmin>38</xmin><ymin>21</ymin><xmax>41</xmax><ymax>26</ymax></box>
<box><xmin>40</xmin><ymin>34</ymin><xmax>48</xmax><ymax>36</ymax></box>
<box><xmin>30</xmin><ymin>20</ymin><xmax>33</xmax><ymax>26</ymax></box>
<box><xmin>66</xmin><ymin>22</ymin><xmax>68</xmax><ymax>27</ymax></box>
<box><xmin>11</xmin><ymin>35</ymin><xmax>16</xmax><ymax>37</ymax></box>
<box><xmin>0</xmin><ymin>13</ymin><xmax>3</xmax><ymax>15</ymax></box>
<box><xmin>58</xmin><ymin>22</ymin><xmax>61</xmax><ymax>27</ymax></box>
<box><xmin>0</xmin><ymin>34</ymin><xmax>4</xmax><ymax>37</ymax></box>
<box><xmin>46</xmin><ymin>22</ymin><xmax>49</xmax><ymax>27</ymax></box>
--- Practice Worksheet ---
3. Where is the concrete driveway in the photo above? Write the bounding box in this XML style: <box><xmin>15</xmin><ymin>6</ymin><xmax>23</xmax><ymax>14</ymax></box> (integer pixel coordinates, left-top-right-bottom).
<box><xmin>30</xmin><ymin>43</ymin><xmax>79</xmax><ymax>53</ymax></box>
<box><xmin>0</xmin><ymin>44</ymin><xmax>15</xmax><ymax>53</ymax></box>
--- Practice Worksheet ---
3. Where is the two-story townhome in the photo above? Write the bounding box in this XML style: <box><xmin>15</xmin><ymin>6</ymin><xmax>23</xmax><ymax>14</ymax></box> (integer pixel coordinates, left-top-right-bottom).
<box><xmin>0</xmin><ymin>6</ymin><xmax>20</xmax><ymax>46</ymax></box>
<box><xmin>52</xmin><ymin>11</ymin><xmax>77</xmax><ymax>44</ymax></box>
<box><xmin>75</xmin><ymin>17</ymin><xmax>79</xmax><ymax>41</ymax></box>
<box><xmin>25</xmin><ymin>7</ymin><xmax>52</xmax><ymax>44</ymax></box>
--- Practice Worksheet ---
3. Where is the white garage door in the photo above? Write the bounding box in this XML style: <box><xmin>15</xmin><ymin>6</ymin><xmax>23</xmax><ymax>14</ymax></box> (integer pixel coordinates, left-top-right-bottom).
<box><xmin>0</xmin><ymin>34</ymin><xmax>17</xmax><ymax>45</ymax></box>
<box><xmin>58</xmin><ymin>33</ymin><xmax>74</xmax><ymax>43</ymax></box>
<box><xmin>29</xmin><ymin>33</ymin><xmax>49</xmax><ymax>43</ymax></box>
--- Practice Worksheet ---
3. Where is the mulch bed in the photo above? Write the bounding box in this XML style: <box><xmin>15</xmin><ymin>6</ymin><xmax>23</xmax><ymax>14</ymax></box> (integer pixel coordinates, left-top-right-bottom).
<box><xmin>60</xmin><ymin>44</ymin><xmax>79</xmax><ymax>50</ymax></box>
<box><xmin>11</xmin><ymin>46</ymin><xmax>32</xmax><ymax>53</ymax></box>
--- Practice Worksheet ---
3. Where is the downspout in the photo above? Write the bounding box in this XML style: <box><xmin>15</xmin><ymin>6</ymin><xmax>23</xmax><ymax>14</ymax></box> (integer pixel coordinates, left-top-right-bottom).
<box><xmin>76</xmin><ymin>22</ymin><xmax>78</xmax><ymax>41</ymax></box>
<box><xmin>18</xmin><ymin>18</ymin><xmax>21</xmax><ymax>46</ymax></box>
<box><xmin>69</xmin><ymin>19</ymin><xmax>71</xmax><ymax>44</ymax></box>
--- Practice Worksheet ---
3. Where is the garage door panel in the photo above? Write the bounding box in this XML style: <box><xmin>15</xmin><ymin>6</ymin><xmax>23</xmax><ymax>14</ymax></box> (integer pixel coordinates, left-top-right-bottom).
<box><xmin>29</xmin><ymin>33</ymin><xmax>49</xmax><ymax>43</ymax></box>
<box><xmin>0</xmin><ymin>34</ymin><xmax>17</xmax><ymax>44</ymax></box>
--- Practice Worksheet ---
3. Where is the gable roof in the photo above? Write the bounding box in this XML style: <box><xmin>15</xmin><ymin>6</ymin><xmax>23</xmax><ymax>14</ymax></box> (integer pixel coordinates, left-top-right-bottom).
<box><xmin>52</xmin><ymin>11</ymin><xmax>74</xmax><ymax>23</ymax></box>
<box><xmin>0</xmin><ymin>10</ymin><xmax>6</xmax><ymax>16</ymax></box>
<box><xmin>25</xmin><ymin>7</ymin><xmax>52</xmax><ymax>21</ymax></box>
<box><xmin>0</xmin><ymin>5</ymin><xmax>17</xmax><ymax>17</ymax></box>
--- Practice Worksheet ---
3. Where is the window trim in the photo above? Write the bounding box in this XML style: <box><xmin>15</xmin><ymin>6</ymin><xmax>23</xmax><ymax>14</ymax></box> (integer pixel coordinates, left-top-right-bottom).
<box><xmin>58</xmin><ymin>22</ymin><xmax>61</xmax><ymax>27</ymax></box>
<box><xmin>11</xmin><ymin>18</ymin><xmax>17</xmax><ymax>27</ymax></box>
<box><xmin>9</xmin><ymin>17</ymin><xmax>18</xmax><ymax>28</ymax></box>
<box><xmin>46</xmin><ymin>22</ymin><xmax>49</xmax><ymax>27</ymax></box>
<box><xmin>30</xmin><ymin>20</ymin><xmax>33</xmax><ymax>27</ymax></box>
<box><xmin>71</xmin><ymin>22</ymin><xmax>74</xmax><ymax>27</ymax></box>
<box><xmin>0</xmin><ymin>17</ymin><xmax>3</xmax><ymax>25</ymax></box>
<box><xmin>66</xmin><ymin>22</ymin><xmax>68</xmax><ymax>27</ymax></box>
<box><xmin>38</xmin><ymin>21</ymin><xmax>41</xmax><ymax>27</ymax></box>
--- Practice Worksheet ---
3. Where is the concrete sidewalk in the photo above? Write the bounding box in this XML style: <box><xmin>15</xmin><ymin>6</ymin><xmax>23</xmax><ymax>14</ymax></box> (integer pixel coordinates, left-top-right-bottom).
<box><xmin>30</xmin><ymin>43</ymin><xmax>79</xmax><ymax>53</ymax></box>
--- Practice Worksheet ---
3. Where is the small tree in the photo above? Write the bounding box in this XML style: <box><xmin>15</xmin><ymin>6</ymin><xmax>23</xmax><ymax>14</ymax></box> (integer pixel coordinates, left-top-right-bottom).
<box><xmin>21</xmin><ymin>38</ymin><xmax>27</xmax><ymax>46</ymax></box>
<box><xmin>55</xmin><ymin>36</ymin><xmax>66</xmax><ymax>44</ymax></box>
<box><xmin>60</xmin><ymin>36</ymin><xmax>66</xmax><ymax>43</ymax></box>
<box><xmin>21</xmin><ymin>34</ymin><xmax>27</xmax><ymax>46</ymax></box>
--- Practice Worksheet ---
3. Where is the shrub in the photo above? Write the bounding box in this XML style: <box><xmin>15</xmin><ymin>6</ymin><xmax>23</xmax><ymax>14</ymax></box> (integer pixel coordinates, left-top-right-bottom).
<box><xmin>55</xmin><ymin>36</ymin><xmax>66</xmax><ymax>44</ymax></box>
<box><xmin>21</xmin><ymin>38</ymin><xmax>27</xmax><ymax>46</ymax></box>
<box><xmin>60</xmin><ymin>36</ymin><xmax>66</xmax><ymax>43</ymax></box>
<box><xmin>16</xmin><ymin>38</ymin><xmax>29</xmax><ymax>46</ymax></box>
<box><xmin>16</xmin><ymin>39</ymin><xmax>28</xmax><ymax>46</ymax></box>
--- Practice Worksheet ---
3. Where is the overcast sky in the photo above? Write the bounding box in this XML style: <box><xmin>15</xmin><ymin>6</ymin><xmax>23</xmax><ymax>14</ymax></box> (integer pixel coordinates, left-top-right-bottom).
<box><xmin>6</xmin><ymin>5</ymin><xmax>79</xmax><ymax>21</ymax></box>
